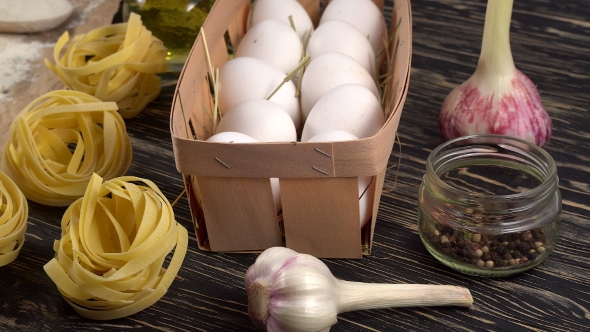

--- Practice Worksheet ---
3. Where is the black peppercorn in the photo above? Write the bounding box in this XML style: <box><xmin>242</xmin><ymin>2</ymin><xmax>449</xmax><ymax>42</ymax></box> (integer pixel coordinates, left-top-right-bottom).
<box><xmin>481</xmin><ymin>234</ymin><xmax>489</xmax><ymax>243</ymax></box>
<box><xmin>497</xmin><ymin>244</ymin><xmax>508</xmax><ymax>255</ymax></box>
<box><xmin>527</xmin><ymin>252</ymin><xmax>538</xmax><ymax>260</ymax></box>
<box><xmin>461</xmin><ymin>248</ymin><xmax>470</xmax><ymax>257</ymax></box>
<box><xmin>508</xmin><ymin>241</ymin><xmax>518</xmax><ymax>250</ymax></box>
<box><xmin>519</xmin><ymin>242</ymin><xmax>531</xmax><ymax>253</ymax></box>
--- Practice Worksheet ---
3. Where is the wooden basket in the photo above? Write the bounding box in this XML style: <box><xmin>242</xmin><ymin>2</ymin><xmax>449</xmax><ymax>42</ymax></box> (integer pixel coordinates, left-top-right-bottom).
<box><xmin>170</xmin><ymin>0</ymin><xmax>412</xmax><ymax>258</ymax></box>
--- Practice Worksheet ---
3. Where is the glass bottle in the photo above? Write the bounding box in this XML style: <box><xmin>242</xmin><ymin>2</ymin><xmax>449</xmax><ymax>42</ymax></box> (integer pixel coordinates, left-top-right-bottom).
<box><xmin>122</xmin><ymin>0</ymin><xmax>215</xmax><ymax>73</ymax></box>
<box><xmin>418</xmin><ymin>135</ymin><xmax>561</xmax><ymax>277</ymax></box>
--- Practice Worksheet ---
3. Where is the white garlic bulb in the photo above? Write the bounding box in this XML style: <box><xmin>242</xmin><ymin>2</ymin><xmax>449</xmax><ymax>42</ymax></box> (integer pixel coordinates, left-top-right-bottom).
<box><xmin>245</xmin><ymin>247</ymin><xmax>473</xmax><ymax>331</ymax></box>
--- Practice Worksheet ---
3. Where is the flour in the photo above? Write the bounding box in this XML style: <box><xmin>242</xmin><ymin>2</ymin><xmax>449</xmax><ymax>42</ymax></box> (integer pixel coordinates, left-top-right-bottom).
<box><xmin>0</xmin><ymin>34</ymin><xmax>54</xmax><ymax>101</ymax></box>
<box><xmin>0</xmin><ymin>0</ymin><xmax>109</xmax><ymax>102</ymax></box>
<box><xmin>66</xmin><ymin>0</ymin><xmax>105</xmax><ymax>29</ymax></box>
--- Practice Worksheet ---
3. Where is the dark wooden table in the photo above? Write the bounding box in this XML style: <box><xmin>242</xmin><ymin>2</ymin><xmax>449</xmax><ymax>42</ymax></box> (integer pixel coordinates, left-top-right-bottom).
<box><xmin>2</xmin><ymin>0</ymin><xmax>590</xmax><ymax>331</ymax></box>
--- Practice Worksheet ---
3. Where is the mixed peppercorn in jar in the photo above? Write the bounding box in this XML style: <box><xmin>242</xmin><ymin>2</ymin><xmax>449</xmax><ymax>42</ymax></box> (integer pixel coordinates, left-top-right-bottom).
<box><xmin>418</xmin><ymin>135</ymin><xmax>561</xmax><ymax>277</ymax></box>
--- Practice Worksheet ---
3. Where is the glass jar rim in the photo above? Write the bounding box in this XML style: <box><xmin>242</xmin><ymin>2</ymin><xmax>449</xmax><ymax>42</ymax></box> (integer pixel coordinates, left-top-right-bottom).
<box><xmin>426</xmin><ymin>134</ymin><xmax>558</xmax><ymax>201</ymax></box>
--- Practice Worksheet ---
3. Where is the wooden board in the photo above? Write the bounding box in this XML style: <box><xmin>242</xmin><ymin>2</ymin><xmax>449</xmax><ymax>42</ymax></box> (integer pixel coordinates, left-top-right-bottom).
<box><xmin>0</xmin><ymin>0</ymin><xmax>121</xmax><ymax>153</ymax></box>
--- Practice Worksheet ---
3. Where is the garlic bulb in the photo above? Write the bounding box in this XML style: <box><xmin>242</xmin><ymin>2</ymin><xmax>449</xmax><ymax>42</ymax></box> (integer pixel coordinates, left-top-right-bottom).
<box><xmin>245</xmin><ymin>247</ymin><xmax>473</xmax><ymax>332</ymax></box>
<box><xmin>439</xmin><ymin>0</ymin><xmax>552</xmax><ymax>147</ymax></box>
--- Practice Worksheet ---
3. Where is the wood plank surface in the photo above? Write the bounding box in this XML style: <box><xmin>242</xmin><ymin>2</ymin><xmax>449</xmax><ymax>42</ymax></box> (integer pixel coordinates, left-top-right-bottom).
<box><xmin>1</xmin><ymin>0</ymin><xmax>590</xmax><ymax>331</ymax></box>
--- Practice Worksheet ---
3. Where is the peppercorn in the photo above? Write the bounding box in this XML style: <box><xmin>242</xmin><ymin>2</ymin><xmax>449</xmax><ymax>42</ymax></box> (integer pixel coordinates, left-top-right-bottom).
<box><xmin>490</xmin><ymin>240</ymin><xmax>499</xmax><ymax>250</ymax></box>
<box><xmin>472</xmin><ymin>233</ymin><xmax>482</xmax><ymax>243</ymax></box>
<box><xmin>519</xmin><ymin>242</ymin><xmax>531</xmax><ymax>253</ymax></box>
<box><xmin>461</xmin><ymin>248</ymin><xmax>470</xmax><ymax>257</ymax></box>
<box><xmin>521</xmin><ymin>231</ymin><xmax>532</xmax><ymax>241</ymax></box>
<box><xmin>475</xmin><ymin>249</ymin><xmax>483</xmax><ymax>258</ymax></box>
<box><xmin>508</xmin><ymin>241</ymin><xmax>518</xmax><ymax>250</ymax></box>
<box><xmin>456</xmin><ymin>231</ymin><xmax>465</xmax><ymax>241</ymax></box>
<box><xmin>428</xmin><ymin>226</ymin><xmax>547</xmax><ymax>271</ymax></box>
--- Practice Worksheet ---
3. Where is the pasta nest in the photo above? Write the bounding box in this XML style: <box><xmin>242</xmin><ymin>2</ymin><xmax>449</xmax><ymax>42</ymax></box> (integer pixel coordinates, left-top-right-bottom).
<box><xmin>1</xmin><ymin>90</ymin><xmax>132</xmax><ymax>206</ymax></box>
<box><xmin>44</xmin><ymin>173</ymin><xmax>188</xmax><ymax>320</ymax></box>
<box><xmin>0</xmin><ymin>171</ymin><xmax>28</xmax><ymax>268</ymax></box>
<box><xmin>46</xmin><ymin>13</ymin><xmax>168</xmax><ymax>118</ymax></box>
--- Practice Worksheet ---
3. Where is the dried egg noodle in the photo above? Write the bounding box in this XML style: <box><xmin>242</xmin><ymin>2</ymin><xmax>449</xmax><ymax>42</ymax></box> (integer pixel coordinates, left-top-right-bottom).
<box><xmin>0</xmin><ymin>171</ymin><xmax>28</xmax><ymax>267</ymax></box>
<box><xmin>46</xmin><ymin>13</ymin><xmax>167</xmax><ymax>118</ymax></box>
<box><xmin>1</xmin><ymin>90</ymin><xmax>131</xmax><ymax>206</ymax></box>
<box><xmin>44</xmin><ymin>173</ymin><xmax>188</xmax><ymax>320</ymax></box>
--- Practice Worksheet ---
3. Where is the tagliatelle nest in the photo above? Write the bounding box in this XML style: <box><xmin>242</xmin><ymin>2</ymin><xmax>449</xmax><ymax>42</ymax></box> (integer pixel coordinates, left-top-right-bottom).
<box><xmin>1</xmin><ymin>90</ymin><xmax>132</xmax><ymax>206</ymax></box>
<box><xmin>45</xmin><ymin>13</ymin><xmax>167</xmax><ymax>118</ymax></box>
<box><xmin>43</xmin><ymin>173</ymin><xmax>189</xmax><ymax>320</ymax></box>
<box><xmin>0</xmin><ymin>171</ymin><xmax>28</xmax><ymax>267</ymax></box>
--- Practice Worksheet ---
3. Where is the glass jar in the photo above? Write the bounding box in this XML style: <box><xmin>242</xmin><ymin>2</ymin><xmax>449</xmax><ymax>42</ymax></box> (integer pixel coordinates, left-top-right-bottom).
<box><xmin>418</xmin><ymin>135</ymin><xmax>561</xmax><ymax>277</ymax></box>
<box><xmin>122</xmin><ymin>0</ymin><xmax>215</xmax><ymax>73</ymax></box>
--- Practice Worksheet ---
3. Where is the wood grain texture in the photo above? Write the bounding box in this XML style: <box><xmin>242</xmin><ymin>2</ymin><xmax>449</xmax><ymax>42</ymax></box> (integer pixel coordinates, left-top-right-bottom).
<box><xmin>1</xmin><ymin>0</ymin><xmax>590</xmax><ymax>331</ymax></box>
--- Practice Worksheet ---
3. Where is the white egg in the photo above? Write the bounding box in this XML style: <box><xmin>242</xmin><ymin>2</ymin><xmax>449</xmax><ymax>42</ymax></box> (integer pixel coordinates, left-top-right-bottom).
<box><xmin>236</xmin><ymin>19</ymin><xmax>303</xmax><ymax>75</ymax></box>
<box><xmin>307</xmin><ymin>130</ymin><xmax>374</xmax><ymax>228</ymax></box>
<box><xmin>206</xmin><ymin>131</ymin><xmax>259</xmax><ymax>143</ymax></box>
<box><xmin>307</xmin><ymin>20</ymin><xmax>376</xmax><ymax>79</ymax></box>
<box><xmin>216</xmin><ymin>99</ymin><xmax>297</xmax><ymax>142</ymax></box>
<box><xmin>206</xmin><ymin>131</ymin><xmax>282</xmax><ymax>213</ymax></box>
<box><xmin>250</xmin><ymin>0</ymin><xmax>313</xmax><ymax>41</ymax></box>
<box><xmin>307</xmin><ymin>129</ymin><xmax>358</xmax><ymax>142</ymax></box>
<box><xmin>357</xmin><ymin>175</ymin><xmax>375</xmax><ymax>228</ymax></box>
<box><xmin>300</xmin><ymin>53</ymin><xmax>378</xmax><ymax>119</ymax></box>
<box><xmin>320</xmin><ymin>0</ymin><xmax>387</xmax><ymax>55</ymax></box>
<box><xmin>301</xmin><ymin>83</ymin><xmax>384</xmax><ymax>142</ymax></box>
<box><xmin>219</xmin><ymin>57</ymin><xmax>301</xmax><ymax>127</ymax></box>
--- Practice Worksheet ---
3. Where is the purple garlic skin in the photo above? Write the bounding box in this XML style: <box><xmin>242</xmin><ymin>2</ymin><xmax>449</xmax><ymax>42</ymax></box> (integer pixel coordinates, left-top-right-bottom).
<box><xmin>439</xmin><ymin>69</ymin><xmax>552</xmax><ymax>147</ymax></box>
<box><xmin>245</xmin><ymin>247</ymin><xmax>339</xmax><ymax>332</ymax></box>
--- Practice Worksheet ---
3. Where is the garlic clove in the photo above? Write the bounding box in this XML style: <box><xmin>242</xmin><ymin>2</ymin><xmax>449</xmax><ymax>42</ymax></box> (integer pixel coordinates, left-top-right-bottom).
<box><xmin>438</xmin><ymin>0</ymin><xmax>552</xmax><ymax>147</ymax></box>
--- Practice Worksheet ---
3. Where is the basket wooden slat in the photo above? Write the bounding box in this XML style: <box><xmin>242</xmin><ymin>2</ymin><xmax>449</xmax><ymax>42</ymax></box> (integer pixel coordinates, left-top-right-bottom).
<box><xmin>171</xmin><ymin>0</ymin><xmax>412</xmax><ymax>258</ymax></box>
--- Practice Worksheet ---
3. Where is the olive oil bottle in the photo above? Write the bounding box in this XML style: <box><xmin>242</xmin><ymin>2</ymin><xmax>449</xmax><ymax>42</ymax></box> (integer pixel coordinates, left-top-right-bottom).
<box><xmin>123</xmin><ymin>0</ymin><xmax>215</xmax><ymax>73</ymax></box>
